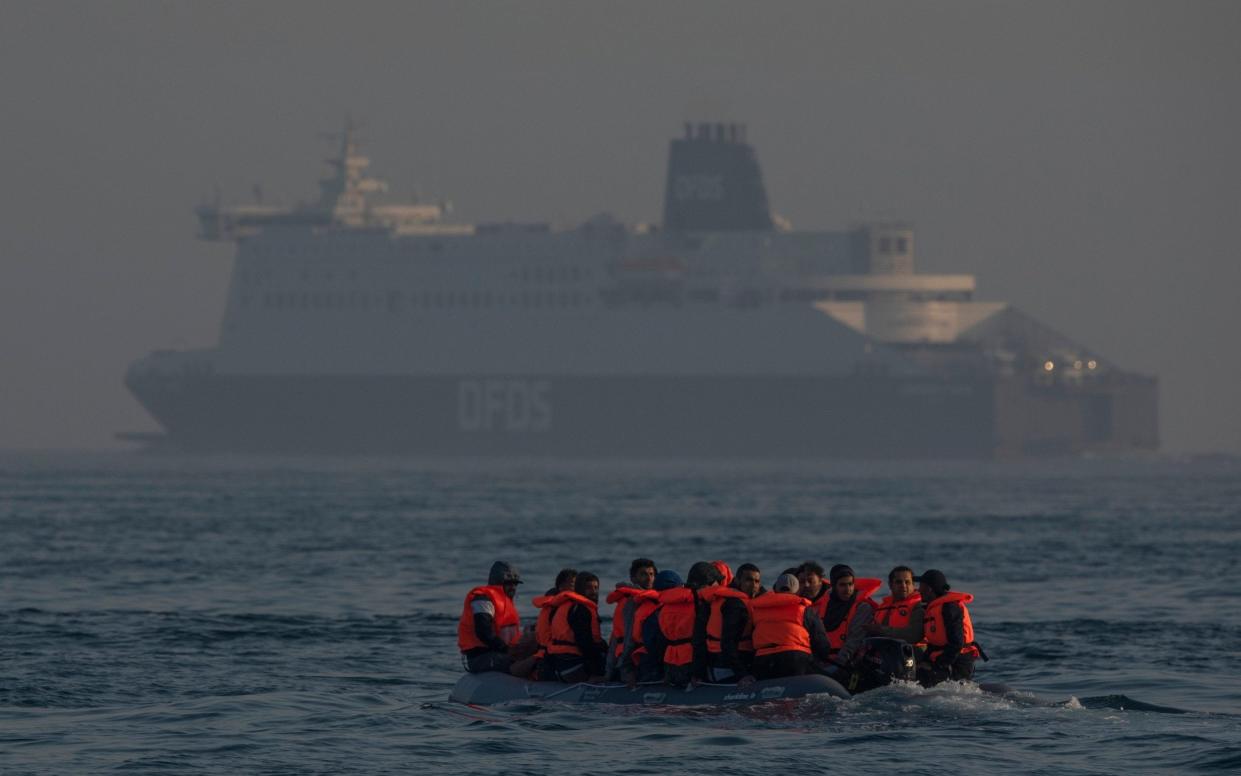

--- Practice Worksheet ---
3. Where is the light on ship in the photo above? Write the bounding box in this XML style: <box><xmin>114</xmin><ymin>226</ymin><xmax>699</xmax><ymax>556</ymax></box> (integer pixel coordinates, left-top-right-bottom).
<box><xmin>1087</xmin><ymin>360</ymin><xmax>1098</xmax><ymax>370</ymax></box>
<box><xmin>1043</xmin><ymin>360</ymin><xmax>1055</xmax><ymax>372</ymax></box>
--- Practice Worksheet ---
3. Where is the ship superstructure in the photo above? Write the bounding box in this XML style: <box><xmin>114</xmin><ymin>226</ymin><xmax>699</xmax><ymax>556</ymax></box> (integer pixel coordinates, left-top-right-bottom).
<box><xmin>124</xmin><ymin>122</ymin><xmax>1158</xmax><ymax>457</ymax></box>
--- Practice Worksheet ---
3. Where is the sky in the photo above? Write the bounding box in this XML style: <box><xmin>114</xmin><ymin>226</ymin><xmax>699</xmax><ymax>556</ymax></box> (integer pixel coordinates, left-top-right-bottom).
<box><xmin>0</xmin><ymin>0</ymin><xmax>1238</xmax><ymax>453</ymax></box>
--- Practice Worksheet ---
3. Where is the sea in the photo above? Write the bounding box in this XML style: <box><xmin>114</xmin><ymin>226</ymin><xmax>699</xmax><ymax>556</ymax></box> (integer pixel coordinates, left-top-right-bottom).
<box><xmin>1</xmin><ymin>451</ymin><xmax>1238</xmax><ymax>774</ymax></box>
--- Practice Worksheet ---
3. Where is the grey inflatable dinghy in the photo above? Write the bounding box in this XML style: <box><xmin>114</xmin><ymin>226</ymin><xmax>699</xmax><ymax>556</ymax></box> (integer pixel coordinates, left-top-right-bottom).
<box><xmin>449</xmin><ymin>671</ymin><xmax>851</xmax><ymax>706</ymax></box>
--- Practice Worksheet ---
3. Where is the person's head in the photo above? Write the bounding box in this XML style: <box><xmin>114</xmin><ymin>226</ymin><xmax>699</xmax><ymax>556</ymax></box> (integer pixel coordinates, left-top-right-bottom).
<box><xmin>555</xmin><ymin>568</ymin><xmax>578</xmax><ymax>592</ymax></box>
<box><xmin>575</xmin><ymin>571</ymin><xmax>600</xmax><ymax>603</ymax></box>
<box><xmin>773</xmin><ymin>573</ymin><xmax>800</xmax><ymax>595</ymax></box>
<box><xmin>711</xmin><ymin>560</ymin><xmax>733</xmax><ymax>588</ymax></box>
<box><xmin>798</xmin><ymin>561</ymin><xmax>825</xmax><ymax>598</ymax></box>
<box><xmin>629</xmin><ymin>558</ymin><xmax>657</xmax><ymax>590</ymax></box>
<box><xmin>488</xmin><ymin>561</ymin><xmax>523</xmax><ymax>599</ymax></box>
<box><xmin>686</xmin><ymin>561</ymin><xmax>724</xmax><ymax>590</ymax></box>
<box><xmin>888</xmin><ymin>565</ymin><xmax>915</xmax><ymax>600</ymax></box>
<box><xmin>917</xmin><ymin>569</ymin><xmax>949</xmax><ymax>599</ymax></box>
<box><xmin>653</xmin><ymin>569</ymin><xmax>683</xmax><ymax>591</ymax></box>
<box><xmin>830</xmin><ymin>564</ymin><xmax>855</xmax><ymax>599</ymax></box>
<box><xmin>733</xmin><ymin>563</ymin><xmax>761</xmax><ymax>598</ymax></box>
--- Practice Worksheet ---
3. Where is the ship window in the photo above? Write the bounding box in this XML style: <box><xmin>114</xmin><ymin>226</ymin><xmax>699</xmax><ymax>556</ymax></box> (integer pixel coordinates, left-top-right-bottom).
<box><xmin>896</xmin><ymin>238</ymin><xmax>908</xmax><ymax>253</ymax></box>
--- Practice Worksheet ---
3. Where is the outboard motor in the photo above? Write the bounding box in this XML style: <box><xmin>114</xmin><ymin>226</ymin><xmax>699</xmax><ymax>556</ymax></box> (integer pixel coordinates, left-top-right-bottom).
<box><xmin>854</xmin><ymin>637</ymin><xmax>918</xmax><ymax>693</ymax></box>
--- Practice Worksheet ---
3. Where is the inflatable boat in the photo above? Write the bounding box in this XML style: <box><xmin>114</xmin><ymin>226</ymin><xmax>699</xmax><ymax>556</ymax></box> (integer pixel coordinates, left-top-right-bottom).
<box><xmin>450</xmin><ymin>671</ymin><xmax>851</xmax><ymax>706</ymax></box>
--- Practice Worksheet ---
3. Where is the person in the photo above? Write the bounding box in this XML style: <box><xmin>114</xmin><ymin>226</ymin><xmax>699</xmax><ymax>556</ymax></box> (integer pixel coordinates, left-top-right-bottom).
<box><xmin>544</xmin><ymin>572</ymin><xmax>608</xmax><ymax>683</ymax></box>
<box><xmin>686</xmin><ymin>561</ymin><xmax>725</xmax><ymax>683</ymax></box>
<box><xmin>703</xmin><ymin>563</ymin><xmax>760</xmax><ymax>684</ymax></box>
<box><xmin>456</xmin><ymin>561</ymin><xmax>524</xmax><ymax>674</ymax></box>
<box><xmin>640</xmin><ymin>562</ymin><xmax>721</xmax><ymax>687</ymax></box>
<box><xmin>749</xmin><ymin>573</ymin><xmax>832</xmax><ymax>679</ymax></box>
<box><xmin>797</xmin><ymin>561</ymin><xmax>830</xmax><ymax>619</ymax></box>
<box><xmin>604</xmin><ymin>559</ymin><xmax>658</xmax><ymax>680</ymax></box>
<box><xmin>632</xmin><ymin>569</ymin><xmax>682</xmax><ymax>685</ymax></box>
<box><xmin>865</xmin><ymin>565</ymin><xmax>925</xmax><ymax>645</ymax></box>
<box><xmin>821</xmin><ymin>564</ymin><xmax>882</xmax><ymax>683</ymax></box>
<box><xmin>916</xmin><ymin>569</ymin><xmax>983</xmax><ymax>686</ymax></box>
<box><xmin>710</xmin><ymin>560</ymin><xmax>733</xmax><ymax>588</ymax></box>
<box><xmin>512</xmin><ymin>568</ymin><xmax>578</xmax><ymax>678</ymax></box>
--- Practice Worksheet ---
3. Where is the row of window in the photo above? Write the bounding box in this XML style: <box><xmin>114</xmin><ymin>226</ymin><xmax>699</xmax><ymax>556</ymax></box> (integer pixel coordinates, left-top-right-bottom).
<box><xmin>876</xmin><ymin>237</ymin><xmax>910</xmax><ymax>254</ymax></box>
<box><xmin>239</xmin><ymin>290</ymin><xmax>597</xmax><ymax>312</ymax></box>
<box><xmin>239</xmin><ymin>265</ymin><xmax>593</xmax><ymax>286</ymax></box>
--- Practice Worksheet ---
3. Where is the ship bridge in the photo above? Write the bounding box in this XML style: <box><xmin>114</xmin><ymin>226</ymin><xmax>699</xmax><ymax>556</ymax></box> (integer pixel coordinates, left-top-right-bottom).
<box><xmin>195</xmin><ymin>121</ymin><xmax>451</xmax><ymax>241</ymax></box>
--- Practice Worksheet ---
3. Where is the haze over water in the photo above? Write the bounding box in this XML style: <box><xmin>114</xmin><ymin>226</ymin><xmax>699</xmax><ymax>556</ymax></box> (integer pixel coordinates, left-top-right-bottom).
<box><xmin>2</xmin><ymin>452</ymin><xmax>1238</xmax><ymax>773</ymax></box>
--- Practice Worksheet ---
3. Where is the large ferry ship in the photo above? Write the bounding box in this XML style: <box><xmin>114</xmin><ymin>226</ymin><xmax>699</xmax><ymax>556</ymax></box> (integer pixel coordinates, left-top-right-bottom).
<box><xmin>123</xmin><ymin>122</ymin><xmax>1158</xmax><ymax>457</ymax></box>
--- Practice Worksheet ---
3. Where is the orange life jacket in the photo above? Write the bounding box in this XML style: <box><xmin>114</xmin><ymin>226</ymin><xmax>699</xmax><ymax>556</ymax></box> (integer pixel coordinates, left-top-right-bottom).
<box><xmin>629</xmin><ymin>595</ymin><xmax>660</xmax><ymax>664</ymax></box>
<box><xmin>546</xmin><ymin>591</ymin><xmax>601</xmax><ymax>657</ymax></box>
<box><xmin>456</xmin><ymin>585</ymin><xmax>522</xmax><ymax>652</ymax></box>
<box><xmin>875</xmin><ymin>593</ymin><xmax>923</xmax><ymax>630</ymax></box>
<box><xmin>605</xmin><ymin>586</ymin><xmax>659</xmax><ymax>659</ymax></box>
<box><xmin>923</xmin><ymin>591</ymin><xmax>980</xmax><ymax>661</ymax></box>
<box><xmin>750</xmin><ymin>592</ymin><xmax>812</xmax><ymax>657</ymax></box>
<box><xmin>703</xmin><ymin>586</ymin><xmax>754</xmax><ymax>654</ymax></box>
<box><xmin>824</xmin><ymin>577</ymin><xmax>883</xmax><ymax>654</ymax></box>
<box><xmin>711</xmin><ymin>561</ymin><xmax>733</xmax><ymax>588</ymax></box>
<box><xmin>655</xmin><ymin>587</ymin><xmax>697</xmax><ymax>667</ymax></box>
<box><xmin>531</xmin><ymin>590</ymin><xmax>574</xmax><ymax>659</ymax></box>
<box><xmin>806</xmin><ymin>586</ymin><xmax>830</xmax><ymax>620</ymax></box>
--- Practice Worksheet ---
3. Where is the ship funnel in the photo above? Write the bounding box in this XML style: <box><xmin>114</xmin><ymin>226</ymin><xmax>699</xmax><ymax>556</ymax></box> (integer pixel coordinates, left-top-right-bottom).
<box><xmin>662</xmin><ymin>121</ymin><xmax>773</xmax><ymax>232</ymax></box>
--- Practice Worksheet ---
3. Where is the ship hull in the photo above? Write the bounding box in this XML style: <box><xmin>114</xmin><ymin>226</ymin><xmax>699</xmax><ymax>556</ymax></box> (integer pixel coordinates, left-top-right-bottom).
<box><xmin>123</xmin><ymin>370</ymin><xmax>1157</xmax><ymax>458</ymax></box>
<box><xmin>126</xmin><ymin>372</ymin><xmax>998</xmax><ymax>457</ymax></box>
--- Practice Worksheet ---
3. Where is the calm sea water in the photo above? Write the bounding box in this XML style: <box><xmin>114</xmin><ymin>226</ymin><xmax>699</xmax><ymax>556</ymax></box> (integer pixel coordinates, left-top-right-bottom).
<box><xmin>1</xmin><ymin>451</ymin><xmax>1238</xmax><ymax>774</ymax></box>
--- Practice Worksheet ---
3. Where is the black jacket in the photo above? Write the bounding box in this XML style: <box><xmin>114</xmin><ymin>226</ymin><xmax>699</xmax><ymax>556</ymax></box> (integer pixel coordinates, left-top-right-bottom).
<box><xmin>715</xmin><ymin>596</ymin><xmax>754</xmax><ymax>676</ymax></box>
<box><xmin>567</xmin><ymin>603</ymin><xmax>605</xmax><ymax>676</ymax></box>
<box><xmin>934</xmin><ymin>600</ymin><xmax>968</xmax><ymax>666</ymax></box>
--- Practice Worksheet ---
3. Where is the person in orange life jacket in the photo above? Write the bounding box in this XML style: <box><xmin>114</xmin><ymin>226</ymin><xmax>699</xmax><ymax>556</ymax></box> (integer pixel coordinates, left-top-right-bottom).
<box><xmin>865</xmin><ymin>565</ymin><xmax>925</xmax><ymax>644</ymax></box>
<box><xmin>710</xmin><ymin>560</ymin><xmax>733</xmax><ymax>588</ymax></box>
<box><xmin>704</xmin><ymin>563</ymin><xmax>761</xmax><ymax>685</ymax></box>
<box><xmin>916</xmin><ymin>569</ymin><xmax>982</xmax><ymax>686</ymax></box>
<box><xmin>457</xmin><ymin>561</ymin><xmax>524</xmax><ymax>674</ymax></box>
<box><xmin>639</xmin><ymin>562</ymin><xmax>722</xmax><ymax>686</ymax></box>
<box><xmin>686</xmin><ymin>561</ymin><xmax>725</xmax><ymax>683</ymax></box>
<box><xmin>820</xmin><ymin>564</ymin><xmax>881</xmax><ymax>681</ymax></box>
<box><xmin>637</xmin><ymin>570</ymin><xmax>685</xmax><ymax>683</ymax></box>
<box><xmin>544</xmin><ymin>572</ymin><xmax>608</xmax><ymax>683</ymax></box>
<box><xmin>797</xmin><ymin>561</ymin><xmax>830</xmax><ymax>619</ymax></box>
<box><xmin>749</xmin><ymin>574</ymin><xmax>833</xmax><ymax>680</ymax></box>
<box><xmin>511</xmin><ymin>568</ymin><xmax>577</xmax><ymax>678</ymax></box>
<box><xmin>605</xmin><ymin>558</ymin><xmax>657</xmax><ymax>681</ymax></box>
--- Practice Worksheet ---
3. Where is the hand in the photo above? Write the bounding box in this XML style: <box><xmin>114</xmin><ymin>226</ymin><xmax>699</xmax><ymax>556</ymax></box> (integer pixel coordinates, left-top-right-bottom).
<box><xmin>626</xmin><ymin>676</ymin><xmax>638</xmax><ymax>690</ymax></box>
<box><xmin>863</xmin><ymin>623</ymin><xmax>883</xmax><ymax>635</ymax></box>
<box><xmin>689</xmin><ymin>677</ymin><xmax>702</xmax><ymax>687</ymax></box>
<box><xmin>737</xmin><ymin>675</ymin><xmax>756</xmax><ymax>688</ymax></box>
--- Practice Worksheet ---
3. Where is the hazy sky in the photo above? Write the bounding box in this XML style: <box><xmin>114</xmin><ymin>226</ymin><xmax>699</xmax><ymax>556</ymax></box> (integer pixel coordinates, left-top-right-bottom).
<box><xmin>1</xmin><ymin>1</ymin><xmax>1238</xmax><ymax>453</ymax></box>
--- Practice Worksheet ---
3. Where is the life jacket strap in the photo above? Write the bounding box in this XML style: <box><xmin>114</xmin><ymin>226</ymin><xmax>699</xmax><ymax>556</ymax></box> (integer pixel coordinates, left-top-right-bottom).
<box><xmin>666</xmin><ymin>637</ymin><xmax>692</xmax><ymax>646</ymax></box>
